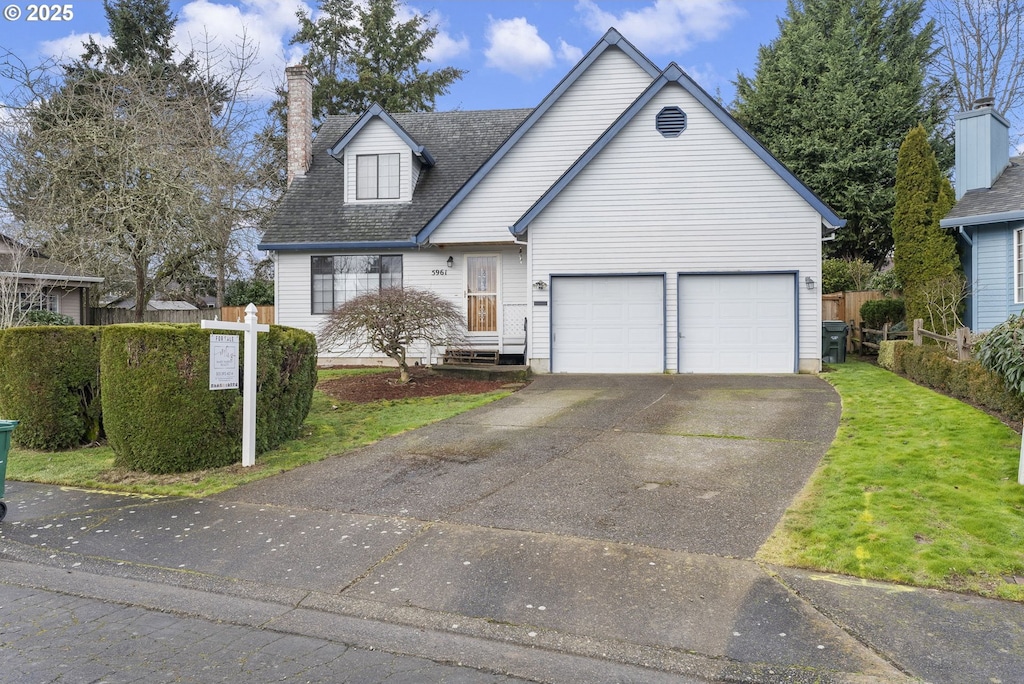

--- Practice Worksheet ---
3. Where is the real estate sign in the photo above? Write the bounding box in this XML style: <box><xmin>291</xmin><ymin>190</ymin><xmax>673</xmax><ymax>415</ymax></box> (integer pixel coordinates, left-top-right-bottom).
<box><xmin>209</xmin><ymin>334</ymin><xmax>239</xmax><ymax>390</ymax></box>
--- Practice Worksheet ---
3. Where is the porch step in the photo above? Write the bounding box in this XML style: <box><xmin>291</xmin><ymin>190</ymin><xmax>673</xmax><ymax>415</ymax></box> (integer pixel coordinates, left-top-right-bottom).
<box><xmin>443</xmin><ymin>349</ymin><xmax>499</xmax><ymax>365</ymax></box>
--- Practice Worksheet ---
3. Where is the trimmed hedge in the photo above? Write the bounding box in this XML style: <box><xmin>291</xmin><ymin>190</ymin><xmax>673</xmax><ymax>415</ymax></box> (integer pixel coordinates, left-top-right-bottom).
<box><xmin>860</xmin><ymin>298</ymin><xmax>905</xmax><ymax>329</ymax></box>
<box><xmin>888</xmin><ymin>341</ymin><xmax>1024</xmax><ymax>422</ymax></box>
<box><xmin>101</xmin><ymin>324</ymin><xmax>316</xmax><ymax>474</ymax></box>
<box><xmin>0</xmin><ymin>327</ymin><xmax>102</xmax><ymax>450</ymax></box>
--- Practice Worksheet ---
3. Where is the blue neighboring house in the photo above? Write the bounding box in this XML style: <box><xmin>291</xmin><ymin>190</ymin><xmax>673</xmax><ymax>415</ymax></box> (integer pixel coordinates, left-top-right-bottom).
<box><xmin>941</xmin><ymin>101</ymin><xmax>1024</xmax><ymax>331</ymax></box>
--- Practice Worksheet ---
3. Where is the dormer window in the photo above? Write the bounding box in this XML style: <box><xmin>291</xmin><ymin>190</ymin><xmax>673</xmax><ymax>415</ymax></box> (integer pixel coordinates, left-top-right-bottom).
<box><xmin>356</xmin><ymin>153</ymin><xmax>400</xmax><ymax>200</ymax></box>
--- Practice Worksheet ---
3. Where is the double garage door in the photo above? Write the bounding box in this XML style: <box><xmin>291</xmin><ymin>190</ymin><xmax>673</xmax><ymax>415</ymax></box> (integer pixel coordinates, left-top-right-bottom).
<box><xmin>550</xmin><ymin>274</ymin><xmax>795</xmax><ymax>374</ymax></box>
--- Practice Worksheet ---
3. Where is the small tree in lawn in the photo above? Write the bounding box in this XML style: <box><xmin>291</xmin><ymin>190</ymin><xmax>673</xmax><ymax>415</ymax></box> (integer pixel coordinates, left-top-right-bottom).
<box><xmin>318</xmin><ymin>287</ymin><xmax>464</xmax><ymax>383</ymax></box>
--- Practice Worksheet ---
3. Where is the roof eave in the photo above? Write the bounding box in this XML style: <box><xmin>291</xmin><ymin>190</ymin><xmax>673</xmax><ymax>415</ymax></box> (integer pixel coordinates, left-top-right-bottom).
<box><xmin>327</xmin><ymin>104</ymin><xmax>434</xmax><ymax>167</ymax></box>
<box><xmin>940</xmin><ymin>209</ymin><xmax>1024</xmax><ymax>228</ymax></box>
<box><xmin>258</xmin><ymin>240</ymin><xmax>419</xmax><ymax>252</ymax></box>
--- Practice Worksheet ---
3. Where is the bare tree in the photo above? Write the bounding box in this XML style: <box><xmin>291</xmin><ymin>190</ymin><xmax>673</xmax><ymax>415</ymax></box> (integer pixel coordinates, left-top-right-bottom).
<box><xmin>318</xmin><ymin>288</ymin><xmax>465</xmax><ymax>383</ymax></box>
<box><xmin>933</xmin><ymin>0</ymin><xmax>1024</xmax><ymax>145</ymax></box>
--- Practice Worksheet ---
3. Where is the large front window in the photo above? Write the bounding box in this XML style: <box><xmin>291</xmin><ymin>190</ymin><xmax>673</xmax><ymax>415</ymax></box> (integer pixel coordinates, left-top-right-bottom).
<box><xmin>356</xmin><ymin>153</ymin><xmax>400</xmax><ymax>200</ymax></box>
<box><xmin>19</xmin><ymin>291</ymin><xmax>58</xmax><ymax>312</ymax></box>
<box><xmin>311</xmin><ymin>255</ymin><xmax>403</xmax><ymax>314</ymax></box>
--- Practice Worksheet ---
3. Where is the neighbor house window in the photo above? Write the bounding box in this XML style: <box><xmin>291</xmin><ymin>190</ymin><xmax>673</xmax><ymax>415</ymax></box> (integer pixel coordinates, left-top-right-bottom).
<box><xmin>19</xmin><ymin>291</ymin><xmax>58</xmax><ymax>312</ymax></box>
<box><xmin>1017</xmin><ymin>228</ymin><xmax>1024</xmax><ymax>303</ymax></box>
<box><xmin>311</xmin><ymin>255</ymin><xmax>403</xmax><ymax>314</ymax></box>
<box><xmin>356</xmin><ymin>153</ymin><xmax>400</xmax><ymax>200</ymax></box>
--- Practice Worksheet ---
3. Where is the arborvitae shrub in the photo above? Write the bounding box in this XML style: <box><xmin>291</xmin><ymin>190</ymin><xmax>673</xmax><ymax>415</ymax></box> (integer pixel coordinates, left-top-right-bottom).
<box><xmin>101</xmin><ymin>324</ymin><xmax>316</xmax><ymax>473</ymax></box>
<box><xmin>0</xmin><ymin>327</ymin><xmax>102</xmax><ymax>449</ymax></box>
<box><xmin>860</xmin><ymin>298</ymin><xmax>905</xmax><ymax>329</ymax></box>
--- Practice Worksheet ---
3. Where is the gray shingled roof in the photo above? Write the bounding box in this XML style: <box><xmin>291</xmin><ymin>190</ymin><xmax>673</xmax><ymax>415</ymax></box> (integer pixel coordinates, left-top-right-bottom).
<box><xmin>260</xmin><ymin>108</ymin><xmax>533</xmax><ymax>247</ymax></box>
<box><xmin>945</xmin><ymin>156</ymin><xmax>1024</xmax><ymax>222</ymax></box>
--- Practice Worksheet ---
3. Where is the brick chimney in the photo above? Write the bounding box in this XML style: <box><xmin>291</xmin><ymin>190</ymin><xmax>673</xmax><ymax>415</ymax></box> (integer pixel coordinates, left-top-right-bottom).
<box><xmin>954</xmin><ymin>98</ymin><xmax>1010</xmax><ymax>200</ymax></box>
<box><xmin>285</xmin><ymin>65</ymin><xmax>313</xmax><ymax>186</ymax></box>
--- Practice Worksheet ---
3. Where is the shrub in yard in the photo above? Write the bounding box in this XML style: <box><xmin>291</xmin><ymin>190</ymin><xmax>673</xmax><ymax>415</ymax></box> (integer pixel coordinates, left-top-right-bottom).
<box><xmin>22</xmin><ymin>310</ymin><xmax>74</xmax><ymax>326</ymax></box>
<box><xmin>101</xmin><ymin>324</ymin><xmax>316</xmax><ymax>473</ymax></box>
<box><xmin>877</xmin><ymin>340</ymin><xmax>897</xmax><ymax>370</ymax></box>
<box><xmin>975</xmin><ymin>314</ymin><xmax>1024</xmax><ymax>395</ymax></box>
<box><xmin>860</xmin><ymin>298</ymin><xmax>905</xmax><ymax>329</ymax></box>
<box><xmin>0</xmin><ymin>326</ymin><xmax>101</xmax><ymax>449</ymax></box>
<box><xmin>896</xmin><ymin>344</ymin><xmax>1024</xmax><ymax>421</ymax></box>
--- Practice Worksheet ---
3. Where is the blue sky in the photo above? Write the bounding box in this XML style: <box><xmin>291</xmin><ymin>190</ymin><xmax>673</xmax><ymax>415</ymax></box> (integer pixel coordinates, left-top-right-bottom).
<box><xmin>0</xmin><ymin>0</ymin><xmax>789</xmax><ymax>110</ymax></box>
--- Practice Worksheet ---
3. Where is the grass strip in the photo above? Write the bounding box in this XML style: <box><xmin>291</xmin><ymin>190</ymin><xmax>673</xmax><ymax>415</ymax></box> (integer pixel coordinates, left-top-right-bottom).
<box><xmin>758</xmin><ymin>360</ymin><xmax>1024</xmax><ymax>600</ymax></box>
<box><xmin>6</xmin><ymin>368</ymin><xmax>507</xmax><ymax>498</ymax></box>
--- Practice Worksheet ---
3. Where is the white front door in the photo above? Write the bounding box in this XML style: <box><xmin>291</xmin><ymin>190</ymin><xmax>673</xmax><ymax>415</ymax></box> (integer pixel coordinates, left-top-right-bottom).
<box><xmin>550</xmin><ymin>275</ymin><xmax>665</xmax><ymax>373</ymax></box>
<box><xmin>466</xmin><ymin>255</ymin><xmax>499</xmax><ymax>334</ymax></box>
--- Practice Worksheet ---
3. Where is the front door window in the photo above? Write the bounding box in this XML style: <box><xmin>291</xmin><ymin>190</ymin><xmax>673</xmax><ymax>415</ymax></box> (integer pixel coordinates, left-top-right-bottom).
<box><xmin>467</xmin><ymin>255</ymin><xmax>497</xmax><ymax>332</ymax></box>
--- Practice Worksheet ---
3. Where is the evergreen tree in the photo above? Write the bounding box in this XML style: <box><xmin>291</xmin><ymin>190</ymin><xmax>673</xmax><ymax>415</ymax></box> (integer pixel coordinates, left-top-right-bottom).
<box><xmin>892</xmin><ymin>125</ymin><xmax>960</xmax><ymax>332</ymax></box>
<box><xmin>732</xmin><ymin>0</ymin><xmax>948</xmax><ymax>266</ymax></box>
<box><xmin>274</xmin><ymin>0</ymin><xmax>466</xmax><ymax>128</ymax></box>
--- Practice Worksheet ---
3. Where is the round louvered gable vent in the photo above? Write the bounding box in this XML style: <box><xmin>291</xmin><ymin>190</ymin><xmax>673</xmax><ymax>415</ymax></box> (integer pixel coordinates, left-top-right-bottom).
<box><xmin>656</xmin><ymin>106</ymin><xmax>687</xmax><ymax>137</ymax></box>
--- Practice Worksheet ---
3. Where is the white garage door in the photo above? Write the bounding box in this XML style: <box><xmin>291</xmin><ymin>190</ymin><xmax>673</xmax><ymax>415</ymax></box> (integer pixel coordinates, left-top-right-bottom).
<box><xmin>551</xmin><ymin>276</ymin><xmax>664</xmax><ymax>373</ymax></box>
<box><xmin>678</xmin><ymin>274</ymin><xmax>795</xmax><ymax>374</ymax></box>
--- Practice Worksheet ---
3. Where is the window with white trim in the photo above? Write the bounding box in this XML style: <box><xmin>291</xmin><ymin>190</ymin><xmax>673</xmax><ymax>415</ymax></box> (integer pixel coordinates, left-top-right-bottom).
<box><xmin>19</xmin><ymin>291</ymin><xmax>58</xmax><ymax>312</ymax></box>
<box><xmin>311</xmin><ymin>255</ymin><xmax>403</xmax><ymax>314</ymax></box>
<box><xmin>1017</xmin><ymin>228</ymin><xmax>1024</xmax><ymax>303</ymax></box>
<box><xmin>356</xmin><ymin>153</ymin><xmax>400</xmax><ymax>200</ymax></box>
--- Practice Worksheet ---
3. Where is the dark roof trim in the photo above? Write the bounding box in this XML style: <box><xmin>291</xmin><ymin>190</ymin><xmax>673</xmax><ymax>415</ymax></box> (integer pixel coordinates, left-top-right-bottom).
<box><xmin>257</xmin><ymin>240</ymin><xmax>419</xmax><ymax>251</ymax></box>
<box><xmin>940</xmin><ymin>209</ymin><xmax>1024</xmax><ymax>228</ymax></box>
<box><xmin>327</xmin><ymin>104</ymin><xmax>435</xmax><ymax>167</ymax></box>
<box><xmin>510</xmin><ymin>63</ymin><xmax>846</xmax><ymax>236</ymax></box>
<box><xmin>414</xmin><ymin>27</ymin><xmax>660</xmax><ymax>245</ymax></box>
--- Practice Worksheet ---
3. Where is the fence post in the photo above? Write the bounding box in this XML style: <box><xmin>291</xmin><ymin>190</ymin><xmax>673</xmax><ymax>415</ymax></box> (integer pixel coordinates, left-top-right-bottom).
<box><xmin>956</xmin><ymin>327</ymin><xmax>971</xmax><ymax>361</ymax></box>
<box><xmin>858</xmin><ymin>321</ymin><xmax>865</xmax><ymax>356</ymax></box>
<box><xmin>849</xmin><ymin>319</ymin><xmax>856</xmax><ymax>354</ymax></box>
<box><xmin>882</xmin><ymin>321</ymin><xmax>889</xmax><ymax>341</ymax></box>
<box><xmin>913</xmin><ymin>319</ymin><xmax>923</xmax><ymax>346</ymax></box>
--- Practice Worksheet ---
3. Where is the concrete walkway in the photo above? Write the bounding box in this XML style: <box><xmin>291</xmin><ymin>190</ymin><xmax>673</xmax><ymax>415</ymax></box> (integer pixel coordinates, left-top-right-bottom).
<box><xmin>1</xmin><ymin>374</ymin><xmax>1022</xmax><ymax>683</ymax></box>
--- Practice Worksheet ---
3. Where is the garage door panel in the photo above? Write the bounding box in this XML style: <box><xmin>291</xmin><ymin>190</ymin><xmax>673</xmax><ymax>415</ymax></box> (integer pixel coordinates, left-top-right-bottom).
<box><xmin>679</xmin><ymin>274</ymin><xmax>795</xmax><ymax>374</ymax></box>
<box><xmin>552</xmin><ymin>276</ymin><xmax>664</xmax><ymax>373</ymax></box>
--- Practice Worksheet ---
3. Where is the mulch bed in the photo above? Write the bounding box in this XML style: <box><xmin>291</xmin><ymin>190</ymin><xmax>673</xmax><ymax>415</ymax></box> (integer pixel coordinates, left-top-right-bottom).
<box><xmin>318</xmin><ymin>366</ymin><xmax>515</xmax><ymax>403</ymax></box>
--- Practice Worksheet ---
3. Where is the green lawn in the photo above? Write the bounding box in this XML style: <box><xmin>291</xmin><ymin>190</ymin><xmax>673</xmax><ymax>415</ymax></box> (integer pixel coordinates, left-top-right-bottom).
<box><xmin>6</xmin><ymin>368</ymin><xmax>510</xmax><ymax>498</ymax></box>
<box><xmin>759</xmin><ymin>360</ymin><xmax>1024</xmax><ymax>600</ymax></box>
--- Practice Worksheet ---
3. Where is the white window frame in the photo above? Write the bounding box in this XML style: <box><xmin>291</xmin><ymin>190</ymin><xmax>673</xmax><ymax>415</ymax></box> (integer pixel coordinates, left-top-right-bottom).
<box><xmin>1016</xmin><ymin>228</ymin><xmax>1024</xmax><ymax>304</ymax></box>
<box><xmin>355</xmin><ymin>153</ymin><xmax>400</xmax><ymax>200</ymax></box>
<box><xmin>310</xmin><ymin>254</ymin><xmax>403</xmax><ymax>315</ymax></box>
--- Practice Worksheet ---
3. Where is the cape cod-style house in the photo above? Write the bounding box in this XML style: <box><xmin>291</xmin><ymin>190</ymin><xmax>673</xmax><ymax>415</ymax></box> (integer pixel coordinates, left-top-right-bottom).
<box><xmin>260</xmin><ymin>29</ymin><xmax>844</xmax><ymax>374</ymax></box>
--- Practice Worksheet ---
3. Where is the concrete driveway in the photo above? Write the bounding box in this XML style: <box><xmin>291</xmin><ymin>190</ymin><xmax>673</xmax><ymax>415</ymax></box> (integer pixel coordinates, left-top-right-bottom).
<box><xmin>223</xmin><ymin>373</ymin><xmax>841</xmax><ymax>558</ymax></box>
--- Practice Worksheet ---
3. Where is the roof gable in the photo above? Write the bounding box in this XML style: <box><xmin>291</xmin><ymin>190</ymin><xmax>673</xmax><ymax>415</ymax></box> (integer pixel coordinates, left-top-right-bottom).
<box><xmin>510</xmin><ymin>63</ymin><xmax>846</xmax><ymax>236</ymax></box>
<box><xmin>413</xmin><ymin>27</ymin><xmax>660</xmax><ymax>245</ymax></box>
<box><xmin>328</xmin><ymin>103</ymin><xmax>435</xmax><ymax>167</ymax></box>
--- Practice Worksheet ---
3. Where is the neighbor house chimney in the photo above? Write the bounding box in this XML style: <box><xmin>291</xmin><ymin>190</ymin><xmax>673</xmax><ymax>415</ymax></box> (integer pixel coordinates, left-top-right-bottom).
<box><xmin>954</xmin><ymin>98</ymin><xmax>1010</xmax><ymax>200</ymax></box>
<box><xmin>285</xmin><ymin>65</ymin><xmax>313</xmax><ymax>187</ymax></box>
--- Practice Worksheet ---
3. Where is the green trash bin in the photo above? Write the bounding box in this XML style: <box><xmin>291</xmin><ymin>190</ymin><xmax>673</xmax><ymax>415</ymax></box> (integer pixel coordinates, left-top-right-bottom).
<box><xmin>0</xmin><ymin>420</ymin><xmax>17</xmax><ymax>521</ymax></box>
<box><xmin>822</xmin><ymin>321</ymin><xmax>849</xmax><ymax>364</ymax></box>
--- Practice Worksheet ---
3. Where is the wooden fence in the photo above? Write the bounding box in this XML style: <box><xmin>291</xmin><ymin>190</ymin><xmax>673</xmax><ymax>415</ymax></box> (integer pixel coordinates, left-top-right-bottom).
<box><xmin>90</xmin><ymin>306</ymin><xmax>274</xmax><ymax>326</ymax></box>
<box><xmin>851</xmin><ymin>318</ymin><xmax>971</xmax><ymax>360</ymax></box>
<box><xmin>821</xmin><ymin>290</ymin><xmax>883</xmax><ymax>330</ymax></box>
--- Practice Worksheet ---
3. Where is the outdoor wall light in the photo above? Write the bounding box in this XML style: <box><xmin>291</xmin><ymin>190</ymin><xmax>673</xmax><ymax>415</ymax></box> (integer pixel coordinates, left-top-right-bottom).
<box><xmin>805</xmin><ymin>276</ymin><xmax>816</xmax><ymax>291</ymax></box>
<box><xmin>446</xmin><ymin>256</ymin><xmax>454</xmax><ymax>268</ymax></box>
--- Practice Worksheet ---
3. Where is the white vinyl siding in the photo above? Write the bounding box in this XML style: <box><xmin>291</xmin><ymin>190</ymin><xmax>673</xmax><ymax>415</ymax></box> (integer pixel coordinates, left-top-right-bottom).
<box><xmin>276</xmin><ymin>246</ymin><xmax>527</xmax><ymax>361</ymax></box>
<box><xmin>526</xmin><ymin>83</ymin><xmax>823</xmax><ymax>372</ymax></box>
<box><xmin>429</xmin><ymin>47</ymin><xmax>654</xmax><ymax>243</ymax></box>
<box><xmin>344</xmin><ymin>119</ymin><xmax>410</xmax><ymax>203</ymax></box>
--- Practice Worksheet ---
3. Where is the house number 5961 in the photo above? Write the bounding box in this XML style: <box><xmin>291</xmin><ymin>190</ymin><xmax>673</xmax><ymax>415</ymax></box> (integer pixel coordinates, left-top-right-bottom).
<box><xmin>431</xmin><ymin>269</ymin><xmax>448</xmax><ymax>276</ymax></box>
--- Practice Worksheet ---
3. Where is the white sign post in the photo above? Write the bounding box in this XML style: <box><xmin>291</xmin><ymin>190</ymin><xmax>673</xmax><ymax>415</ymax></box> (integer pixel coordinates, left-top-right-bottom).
<box><xmin>202</xmin><ymin>303</ymin><xmax>270</xmax><ymax>467</ymax></box>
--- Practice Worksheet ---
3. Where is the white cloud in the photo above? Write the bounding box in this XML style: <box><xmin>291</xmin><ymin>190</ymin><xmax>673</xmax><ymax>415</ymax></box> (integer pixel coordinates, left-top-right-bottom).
<box><xmin>484</xmin><ymin>17</ymin><xmax>554</xmax><ymax>78</ymax></box>
<box><xmin>557</xmin><ymin>39</ymin><xmax>583</xmax><ymax>64</ymax></box>
<box><xmin>175</xmin><ymin>0</ymin><xmax>310</xmax><ymax>98</ymax></box>
<box><xmin>399</xmin><ymin>6</ymin><xmax>470</xmax><ymax>63</ymax></box>
<box><xmin>576</xmin><ymin>0</ymin><xmax>742</xmax><ymax>54</ymax></box>
<box><xmin>39</xmin><ymin>32</ymin><xmax>112</xmax><ymax>61</ymax></box>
